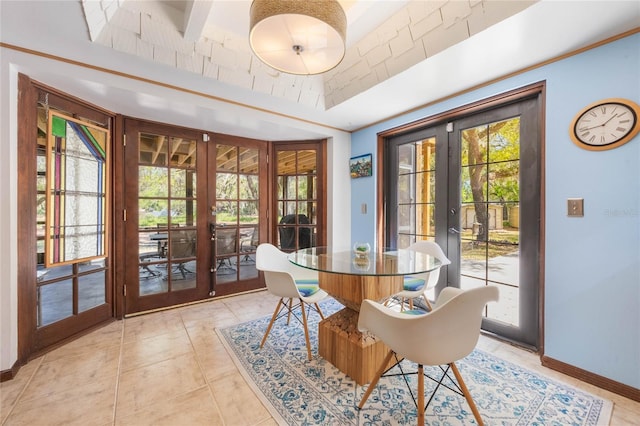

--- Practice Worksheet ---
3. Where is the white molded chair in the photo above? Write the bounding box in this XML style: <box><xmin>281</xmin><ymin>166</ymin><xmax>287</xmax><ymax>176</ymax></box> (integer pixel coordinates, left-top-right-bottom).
<box><xmin>256</xmin><ymin>243</ymin><xmax>328</xmax><ymax>360</ymax></box>
<box><xmin>390</xmin><ymin>240</ymin><xmax>451</xmax><ymax>311</ymax></box>
<box><xmin>358</xmin><ymin>286</ymin><xmax>499</xmax><ymax>426</ymax></box>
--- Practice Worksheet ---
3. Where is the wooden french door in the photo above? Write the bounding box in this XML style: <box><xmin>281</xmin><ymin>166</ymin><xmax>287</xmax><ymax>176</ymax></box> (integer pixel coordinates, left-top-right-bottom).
<box><xmin>383</xmin><ymin>87</ymin><xmax>542</xmax><ymax>348</ymax></box>
<box><xmin>210</xmin><ymin>134</ymin><xmax>268</xmax><ymax>298</ymax></box>
<box><xmin>122</xmin><ymin>120</ymin><xmax>267</xmax><ymax>314</ymax></box>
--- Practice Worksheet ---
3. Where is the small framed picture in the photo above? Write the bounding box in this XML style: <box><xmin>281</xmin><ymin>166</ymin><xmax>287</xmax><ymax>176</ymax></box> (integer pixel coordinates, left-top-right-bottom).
<box><xmin>350</xmin><ymin>153</ymin><xmax>372</xmax><ymax>178</ymax></box>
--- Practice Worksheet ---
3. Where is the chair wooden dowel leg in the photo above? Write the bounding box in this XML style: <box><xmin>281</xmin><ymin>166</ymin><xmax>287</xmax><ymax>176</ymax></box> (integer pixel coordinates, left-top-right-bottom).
<box><xmin>423</xmin><ymin>295</ymin><xmax>433</xmax><ymax>311</ymax></box>
<box><xmin>450</xmin><ymin>362</ymin><xmax>484</xmax><ymax>426</ymax></box>
<box><xmin>358</xmin><ymin>350</ymin><xmax>395</xmax><ymax>409</ymax></box>
<box><xmin>300</xmin><ymin>300</ymin><xmax>312</xmax><ymax>361</ymax></box>
<box><xmin>286</xmin><ymin>298</ymin><xmax>293</xmax><ymax>325</ymax></box>
<box><xmin>418</xmin><ymin>364</ymin><xmax>425</xmax><ymax>426</ymax></box>
<box><xmin>261</xmin><ymin>298</ymin><xmax>284</xmax><ymax>348</ymax></box>
<box><xmin>315</xmin><ymin>303</ymin><xmax>325</xmax><ymax>320</ymax></box>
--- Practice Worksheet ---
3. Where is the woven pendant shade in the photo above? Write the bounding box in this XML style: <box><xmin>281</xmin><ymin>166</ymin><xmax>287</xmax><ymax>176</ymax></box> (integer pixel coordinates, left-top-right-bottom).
<box><xmin>249</xmin><ymin>0</ymin><xmax>347</xmax><ymax>75</ymax></box>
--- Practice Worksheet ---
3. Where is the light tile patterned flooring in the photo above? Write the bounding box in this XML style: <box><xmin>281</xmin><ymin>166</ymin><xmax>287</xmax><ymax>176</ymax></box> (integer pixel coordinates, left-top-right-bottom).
<box><xmin>2</xmin><ymin>291</ymin><xmax>639</xmax><ymax>425</ymax></box>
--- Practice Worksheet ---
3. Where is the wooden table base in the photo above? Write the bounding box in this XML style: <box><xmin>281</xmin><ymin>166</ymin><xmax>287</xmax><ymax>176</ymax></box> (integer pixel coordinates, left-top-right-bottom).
<box><xmin>318</xmin><ymin>308</ymin><xmax>395</xmax><ymax>385</ymax></box>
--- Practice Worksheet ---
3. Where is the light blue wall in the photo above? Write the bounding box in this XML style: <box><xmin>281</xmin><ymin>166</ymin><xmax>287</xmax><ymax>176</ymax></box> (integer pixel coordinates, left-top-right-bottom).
<box><xmin>351</xmin><ymin>33</ymin><xmax>640</xmax><ymax>389</ymax></box>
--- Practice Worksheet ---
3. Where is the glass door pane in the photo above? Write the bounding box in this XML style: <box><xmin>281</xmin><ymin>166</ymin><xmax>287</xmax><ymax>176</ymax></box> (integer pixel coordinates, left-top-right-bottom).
<box><xmin>215</xmin><ymin>144</ymin><xmax>260</xmax><ymax>284</ymax></box>
<box><xmin>459</xmin><ymin>118</ymin><xmax>521</xmax><ymax>326</ymax></box>
<box><xmin>212</xmin><ymin>140</ymin><xmax>265</xmax><ymax>296</ymax></box>
<box><xmin>396</xmin><ymin>138</ymin><xmax>437</xmax><ymax>249</ymax></box>
<box><xmin>138</xmin><ymin>133</ymin><xmax>198</xmax><ymax>295</ymax></box>
<box><xmin>275</xmin><ymin>149</ymin><xmax>318</xmax><ymax>251</ymax></box>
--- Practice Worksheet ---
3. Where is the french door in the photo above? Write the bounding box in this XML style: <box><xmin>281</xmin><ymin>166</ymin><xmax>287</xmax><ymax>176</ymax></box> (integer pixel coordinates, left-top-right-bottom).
<box><xmin>272</xmin><ymin>141</ymin><xmax>326</xmax><ymax>251</ymax></box>
<box><xmin>383</xmin><ymin>90</ymin><xmax>542</xmax><ymax>348</ymax></box>
<box><xmin>121</xmin><ymin>120</ymin><xmax>267</xmax><ymax>314</ymax></box>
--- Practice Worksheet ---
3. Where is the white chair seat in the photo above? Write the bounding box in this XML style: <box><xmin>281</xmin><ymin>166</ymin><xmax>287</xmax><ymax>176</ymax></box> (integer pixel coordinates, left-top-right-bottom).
<box><xmin>387</xmin><ymin>241</ymin><xmax>451</xmax><ymax>311</ymax></box>
<box><xmin>358</xmin><ymin>286</ymin><xmax>499</xmax><ymax>426</ymax></box>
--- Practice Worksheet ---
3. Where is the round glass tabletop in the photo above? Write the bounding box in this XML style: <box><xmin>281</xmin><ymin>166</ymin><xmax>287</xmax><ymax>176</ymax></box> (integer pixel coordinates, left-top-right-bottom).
<box><xmin>288</xmin><ymin>246</ymin><xmax>442</xmax><ymax>276</ymax></box>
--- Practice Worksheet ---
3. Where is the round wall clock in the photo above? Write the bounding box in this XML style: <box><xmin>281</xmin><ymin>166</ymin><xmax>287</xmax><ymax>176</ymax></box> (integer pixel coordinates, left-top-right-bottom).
<box><xmin>569</xmin><ymin>98</ymin><xmax>640</xmax><ymax>151</ymax></box>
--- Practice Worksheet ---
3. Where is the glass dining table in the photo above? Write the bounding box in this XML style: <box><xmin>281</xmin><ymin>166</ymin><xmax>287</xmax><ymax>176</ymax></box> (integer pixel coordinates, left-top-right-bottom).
<box><xmin>289</xmin><ymin>246</ymin><xmax>441</xmax><ymax>385</ymax></box>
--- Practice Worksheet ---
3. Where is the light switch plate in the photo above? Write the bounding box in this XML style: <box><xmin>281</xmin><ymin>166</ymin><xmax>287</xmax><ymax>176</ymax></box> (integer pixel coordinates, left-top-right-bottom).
<box><xmin>567</xmin><ymin>198</ymin><xmax>584</xmax><ymax>217</ymax></box>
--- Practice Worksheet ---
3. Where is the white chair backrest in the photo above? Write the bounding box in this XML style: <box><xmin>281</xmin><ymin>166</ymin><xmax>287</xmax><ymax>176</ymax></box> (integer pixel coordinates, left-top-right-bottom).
<box><xmin>256</xmin><ymin>243</ymin><xmax>319</xmax><ymax>298</ymax></box>
<box><xmin>359</xmin><ymin>286</ymin><xmax>499</xmax><ymax>366</ymax></box>
<box><xmin>407</xmin><ymin>240</ymin><xmax>451</xmax><ymax>288</ymax></box>
<box><xmin>256</xmin><ymin>242</ymin><xmax>290</xmax><ymax>272</ymax></box>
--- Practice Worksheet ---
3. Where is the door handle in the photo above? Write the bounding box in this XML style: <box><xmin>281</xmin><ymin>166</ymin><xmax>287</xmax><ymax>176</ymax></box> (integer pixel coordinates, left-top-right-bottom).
<box><xmin>448</xmin><ymin>227</ymin><xmax>461</xmax><ymax>234</ymax></box>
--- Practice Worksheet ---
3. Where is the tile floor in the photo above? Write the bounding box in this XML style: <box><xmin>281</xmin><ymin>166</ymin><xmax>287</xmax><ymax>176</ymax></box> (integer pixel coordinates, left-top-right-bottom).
<box><xmin>2</xmin><ymin>291</ymin><xmax>639</xmax><ymax>425</ymax></box>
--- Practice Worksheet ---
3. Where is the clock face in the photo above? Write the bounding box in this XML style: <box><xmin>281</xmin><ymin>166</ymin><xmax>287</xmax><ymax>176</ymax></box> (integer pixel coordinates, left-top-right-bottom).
<box><xmin>571</xmin><ymin>99</ymin><xmax>640</xmax><ymax>150</ymax></box>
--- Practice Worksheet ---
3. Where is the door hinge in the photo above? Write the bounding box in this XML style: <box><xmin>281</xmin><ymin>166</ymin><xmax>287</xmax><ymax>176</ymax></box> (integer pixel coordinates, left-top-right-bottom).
<box><xmin>123</xmin><ymin>209</ymin><xmax>127</xmax><ymax>221</ymax></box>
<box><xmin>123</xmin><ymin>284</ymin><xmax>126</xmax><ymax>296</ymax></box>
<box><xmin>123</xmin><ymin>134</ymin><xmax>127</xmax><ymax>147</ymax></box>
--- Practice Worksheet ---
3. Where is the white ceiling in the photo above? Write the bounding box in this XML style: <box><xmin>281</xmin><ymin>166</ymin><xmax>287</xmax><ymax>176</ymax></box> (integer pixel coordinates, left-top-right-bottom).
<box><xmin>1</xmin><ymin>1</ymin><xmax>639</xmax><ymax>141</ymax></box>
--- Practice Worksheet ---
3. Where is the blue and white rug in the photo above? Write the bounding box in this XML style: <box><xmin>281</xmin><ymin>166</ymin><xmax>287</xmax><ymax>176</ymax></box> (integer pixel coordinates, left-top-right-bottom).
<box><xmin>216</xmin><ymin>299</ymin><xmax>612</xmax><ymax>425</ymax></box>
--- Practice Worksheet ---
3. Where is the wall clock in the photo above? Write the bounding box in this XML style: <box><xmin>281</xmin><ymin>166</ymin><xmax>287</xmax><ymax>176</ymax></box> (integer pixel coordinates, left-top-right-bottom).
<box><xmin>569</xmin><ymin>98</ymin><xmax>640</xmax><ymax>151</ymax></box>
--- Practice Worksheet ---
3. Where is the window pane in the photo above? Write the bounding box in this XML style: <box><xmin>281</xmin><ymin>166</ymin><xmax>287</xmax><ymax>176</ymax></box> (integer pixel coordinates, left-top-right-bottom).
<box><xmin>461</xmin><ymin>126</ymin><xmax>488</xmax><ymax>166</ymax></box>
<box><xmin>139</xmin><ymin>166</ymin><xmax>168</xmax><ymax>197</ymax></box>
<box><xmin>298</xmin><ymin>150</ymin><xmax>316</xmax><ymax>174</ymax></box>
<box><xmin>285</xmin><ymin>176</ymin><xmax>296</xmax><ymax>199</ymax></box>
<box><xmin>239</xmin><ymin>175</ymin><xmax>259</xmax><ymax>200</ymax></box>
<box><xmin>171</xmin><ymin>200</ymin><xmax>196</xmax><ymax>227</ymax></box>
<box><xmin>488</xmin><ymin>161</ymin><xmax>518</xmax><ymax>203</ymax></box>
<box><xmin>169</xmin><ymin>137</ymin><xmax>196</xmax><ymax>168</ymax></box>
<box><xmin>239</xmin><ymin>201</ymin><xmax>258</xmax><ymax>224</ymax></box>
<box><xmin>216</xmin><ymin>201</ymin><xmax>237</xmax><ymax>225</ymax></box>
<box><xmin>217</xmin><ymin>173</ymin><xmax>237</xmax><ymax>200</ymax></box>
<box><xmin>488</xmin><ymin>118</ymin><xmax>520</xmax><ymax>163</ymax></box>
<box><xmin>139</xmin><ymin>199</ymin><xmax>168</xmax><ymax>228</ymax></box>
<box><xmin>139</xmin><ymin>134</ymin><xmax>168</xmax><ymax>166</ymax></box>
<box><xmin>39</xmin><ymin>280</ymin><xmax>73</xmax><ymax>326</ymax></box>
<box><xmin>277</xmin><ymin>150</ymin><xmax>296</xmax><ymax>175</ymax></box>
<box><xmin>78</xmin><ymin>270</ymin><xmax>106</xmax><ymax>312</ymax></box>
<box><xmin>239</xmin><ymin>148</ymin><xmax>258</xmax><ymax>173</ymax></box>
<box><xmin>217</xmin><ymin>145</ymin><xmax>237</xmax><ymax>172</ymax></box>
<box><xmin>415</xmin><ymin>138</ymin><xmax>436</xmax><ymax>172</ymax></box>
<box><xmin>171</xmin><ymin>169</ymin><xmax>196</xmax><ymax>198</ymax></box>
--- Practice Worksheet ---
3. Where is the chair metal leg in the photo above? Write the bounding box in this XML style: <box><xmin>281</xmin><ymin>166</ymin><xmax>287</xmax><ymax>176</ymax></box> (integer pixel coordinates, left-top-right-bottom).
<box><xmin>260</xmin><ymin>298</ymin><xmax>284</xmax><ymax>348</ymax></box>
<box><xmin>450</xmin><ymin>362</ymin><xmax>484</xmax><ymax>426</ymax></box>
<box><xmin>358</xmin><ymin>350</ymin><xmax>395</xmax><ymax>409</ymax></box>
<box><xmin>300</xmin><ymin>300</ymin><xmax>312</xmax><ymax>361</ymax></box>
<box><xmin>418</xmin><ymin>364</ymin><xmax>425</xmax><ymax>426</ymax></box>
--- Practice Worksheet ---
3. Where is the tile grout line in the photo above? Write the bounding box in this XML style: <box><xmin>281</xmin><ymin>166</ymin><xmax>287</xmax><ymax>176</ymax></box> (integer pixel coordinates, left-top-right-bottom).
<box><xmin>110</xmin><ymin>319</ymin><xmax>126</xmax><ymax>425</ymax></box>
<box><xmin>1</xmin><ymin>356</ymin><xmax>44</xmax><ymax>425</ymax></box>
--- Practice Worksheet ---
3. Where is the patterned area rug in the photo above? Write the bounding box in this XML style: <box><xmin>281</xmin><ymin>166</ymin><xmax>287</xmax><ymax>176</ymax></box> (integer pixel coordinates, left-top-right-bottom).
<box><xmin>216</xmin><ymin>299</ymin><xmax>612</xmax><ymax>425</ymax></box>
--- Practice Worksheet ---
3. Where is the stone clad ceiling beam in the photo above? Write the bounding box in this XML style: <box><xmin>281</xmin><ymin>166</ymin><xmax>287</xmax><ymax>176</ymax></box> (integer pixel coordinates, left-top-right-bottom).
<box><xmin>183</xmin><ymin>0</ymin><xmax>214</xmax><ymax>42</ymax></box>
